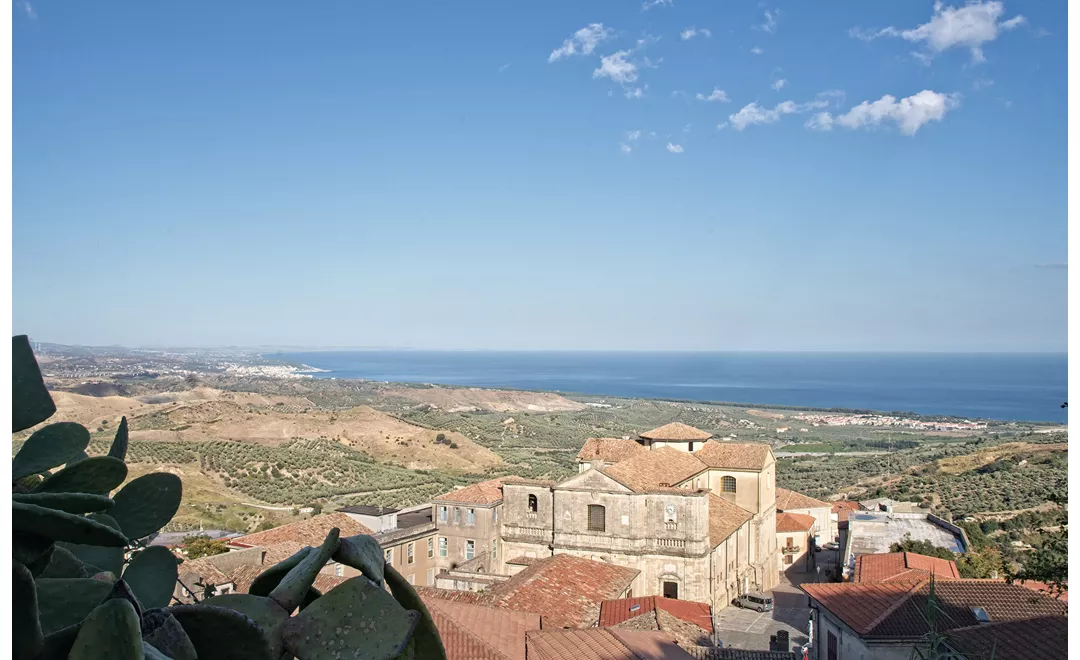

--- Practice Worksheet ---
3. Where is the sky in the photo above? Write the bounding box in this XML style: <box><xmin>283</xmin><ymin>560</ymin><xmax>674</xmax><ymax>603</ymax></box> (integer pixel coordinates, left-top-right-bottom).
<box><xmin>12</xmin><ymin>0</ymin><xmax>1068</xmax><ymax>352</ymax></box>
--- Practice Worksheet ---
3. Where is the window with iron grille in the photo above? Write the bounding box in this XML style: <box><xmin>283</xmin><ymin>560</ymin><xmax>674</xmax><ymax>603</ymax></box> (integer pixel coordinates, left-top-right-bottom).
<box><xmin>721</xmin><ymin>476</ymin><xmax>737</xmax><ymax>493</ymax></box>
<box><xmin>587</xmin><ymin>505</ymin><xmax>606</xmax><ymax>532</ymax></box>
<box><xmin>528</xmin><ymin>494</ymin><xmax>538</xmax><ymax>513</ymax></box>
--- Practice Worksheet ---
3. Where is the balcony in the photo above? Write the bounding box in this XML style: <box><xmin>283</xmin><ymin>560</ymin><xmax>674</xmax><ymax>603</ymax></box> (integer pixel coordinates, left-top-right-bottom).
<box><xmin>782</xmin><ymin>545</ymin><xmax>801</xmax><ymax>554</ymax></box>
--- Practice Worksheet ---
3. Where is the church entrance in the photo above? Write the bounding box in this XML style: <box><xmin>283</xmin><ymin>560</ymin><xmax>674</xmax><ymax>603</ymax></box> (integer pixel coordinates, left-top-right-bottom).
<box><xmin>662</xmin><ymin>581</ymin><xmax>679</xmax><ymax>599</ymax></box>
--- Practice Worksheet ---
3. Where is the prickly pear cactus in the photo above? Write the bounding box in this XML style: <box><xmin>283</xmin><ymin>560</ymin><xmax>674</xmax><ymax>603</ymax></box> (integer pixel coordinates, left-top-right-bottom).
<box><xmin>12</xmin><ymin>336</ymin><xmax>446</xmax><ymax>659</ymax></box>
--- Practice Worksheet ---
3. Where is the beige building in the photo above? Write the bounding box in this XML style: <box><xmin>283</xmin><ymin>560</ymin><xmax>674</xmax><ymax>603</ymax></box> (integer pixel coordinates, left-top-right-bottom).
<box><xmin>775</xmin><ymin>487</ymin><xmax>831</xmax><ymax>544</ymax></box>
<box><xmin>431</xmin><ymin>477</ymin><xmax>512</xmax><ymax>577</ymax></box>
<box><xmin>776</xmin><ymin>511</ymin><xmax>815</xmax><ymax>576</ymax></box>
<box><xmin>498</xmin><ymin>423</ymin><xmax>781</xmax><ymax>611</ymax></box>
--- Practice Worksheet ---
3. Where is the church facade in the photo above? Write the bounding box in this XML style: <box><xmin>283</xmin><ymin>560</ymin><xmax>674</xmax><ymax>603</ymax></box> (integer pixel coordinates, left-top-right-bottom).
<box><xmin>432</xmin><ymin>423</ymin><xmax>781</xmax><ymax>611</ymax></box>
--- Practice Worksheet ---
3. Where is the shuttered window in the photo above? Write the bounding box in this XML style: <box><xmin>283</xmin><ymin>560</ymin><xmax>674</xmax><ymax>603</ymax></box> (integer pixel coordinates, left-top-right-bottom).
<box><xmin>587</xmin><ymin>505</ymin><xmax>606</xmax><ymax>532</ymax></box>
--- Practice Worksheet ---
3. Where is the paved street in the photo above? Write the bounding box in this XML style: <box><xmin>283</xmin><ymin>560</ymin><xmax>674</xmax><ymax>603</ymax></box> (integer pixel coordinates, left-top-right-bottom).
<box><xmin>713</xmin><ymin>549</ymin><xmax>839</xmax><ymax>653</ymax></box>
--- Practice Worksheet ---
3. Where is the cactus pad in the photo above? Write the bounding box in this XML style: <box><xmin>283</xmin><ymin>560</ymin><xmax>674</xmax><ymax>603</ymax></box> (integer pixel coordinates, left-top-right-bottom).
<box><xmin>13</xmin><ymin>335</ymin><xmax>56</xmax><ymax>433</ymax></box>
<box><xmin>333</xmin><ymin>533</ymin><xmax>386</xmax><ymax>587</ymax></box>
<box><xmin>122</xmin><ymin>546</ymin><xmax>179</xmax><ymax>609</ymax></box>
<box><xmin>385</xmin><ymin>564</ymin><xmax>447</xmax><ymax>660</ymax></box>
<box><xmin>248</xmin><ymin>545</ymin><xmax>312</xmax><ymax>597</ymax></box>
<box><xmin>14</xmin><ymin>561</ymin><xmax>44</xmax><ymax>660</ymax></box>
<box><xmin>141</xmin><ymin>609</ymin><xmax>198</xmax><ymax>660</ymax></box>
<box><xmin>57</xmin><ymin>513</ymin><xmax>126</xmax><ymax>576</ymax></box>
<box><xmin>12</xmin><ymin>422</ymin><xmax>92</xmax><ymax>480</ymax></box>
<box><xmin>269</xmin><ymin>527</ymin><xmax>339</xmax><ymax>613</ymax></box>
<box><xmin>35</xmin><ymin>577</ymin><xmax>114</xmax><ymax>635</ymax></box>
<box><xmin>68</xmin><ymin>598</ymin><xmax>143</xmax><ymax>660</ymax></box>
<box><xmin>109</xmin><ymin>472</ymin><xmax>183</xmax><ymax>541</ymax></box>
<box><xmin>40</xmin><ymin>545</ymin><xmax>91</xmax><ymax>579</ymax></box>
<box><xmin>108</xmin><ymin>416</ymin><xmax>129</xmax><ymax>461</ymax></box>
<box><xmin>33</xmin><ymin>456</ymin><xmax>128</xmax><ymax>496</ymax></box>
<box><xmin>14</xmin><ymin>501</ymin><xmax>129</xmax><ymax>547</ymax></box>
<box><xmin>205</xmin><ymin>593</ymin><xmax>289</xmax><ymax>657</ymax></box>
<box><xmin>283</xmin><ymin>575</ymin><xmax>420</xmax><ymax>660</ymax></box>
<box><xmin>13</xmin><ymin>492</ymin><xmax>115</xmax><ymax>515</ymax></box>
<box><xmin>171</xmin><ymin>603</ymin><xmax>275</xmax><ymax>660</ymax></box>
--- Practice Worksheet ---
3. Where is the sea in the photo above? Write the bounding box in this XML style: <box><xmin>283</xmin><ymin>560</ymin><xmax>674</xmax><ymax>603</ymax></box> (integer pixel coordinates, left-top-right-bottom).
<box><xmin>270</xmin><ymin>351</ymin><xmax>1068</xmax><ymax>424</ymax></box>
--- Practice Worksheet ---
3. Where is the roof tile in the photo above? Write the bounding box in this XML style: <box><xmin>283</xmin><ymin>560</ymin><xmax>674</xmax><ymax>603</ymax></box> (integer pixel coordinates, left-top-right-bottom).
<box><xmin>775</xmin><ymin>512</ymin><xmax>816</xmax><ymax>533</ymax></box>
<box><xmin>692</xmin><ymin>441</ymin><xmax>772</xmax><ymax>471</ymax></box>
<box><xmin>603</xmin><ymin>447</ymin><xmax>707</xmax><ymax>492</ymax></box>
<box><xmin>229</xmin><ymin>513</ymin><xmax>372</xmax><ymax>548</ymax></box>
<box><xmin>775</xmin><ymin>487</ymin><xmax>830</xmax><ymax>511</ymax></box>
<box><xmin>423</xmin><ymin>596</ymin><xmax>541</xmax><ymax>660</ymax></box>
<box><xmin>527</xmin><ymin>629</ymin><xmax>695</xmax><ymax>660</ymax></box>
<box><xmin>709</xmin><ymin>494</ymin><xmax>754</xmax><ymax>547</ymax></box>
<box><xmin>599</xmin><ymin>596</ymin><xmax>713</xmax><ymax>632</ymax></box>
<box><xmin>947</xmin><ymin>615</ymin><xmax>1068</xmax><ymax>660</ymax></box>
<box><xmin>640</xmin><ymin>423</ymin><xmax>713</xmax><ymax>441</ymax></box>
<box><xmin>576</xmin><ymin>438</ymin><xmax>647</xmax><ymax>464</ymax></box>
<box><xmin>434</xmin><ymin>477</ymin><xmax>520</xmax><ymax>505</ymax></box>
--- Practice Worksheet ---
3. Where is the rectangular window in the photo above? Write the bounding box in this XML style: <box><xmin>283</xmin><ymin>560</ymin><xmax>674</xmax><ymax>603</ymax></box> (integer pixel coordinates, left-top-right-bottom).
<box><xmin>454</xmin><ymin>508</ymin><xmax>460</xmax><ymax>524</ymax></box>
<box><xmin>384</xmin><ymin>549</ymin><xmax>393</xmax><ymax>567</ymax></box>
<box><xmin>427</xmin><ymin>568</ymin><xmax>435</xmax><ymax>585</ymax></box>
<box><xmin>427</xmin><ymin>537</ymin><xmax>434</xmax><ymax>558</ymax></box>
<box><xmin>491</xmin><ymin>539</ymin><xmax>497</xmax><ymax>560</ymax></box>
<box><xmin>827</xmin><ymin>632</ymin><xmax>838</xmax><ymax>660</ymax></box>
<box><xmin>466</xmin><ymin>540</ymin><xmax>475</xmax><ymax>560</ymax></box>
<box><xmin>587</xmin><ymin>505</ymin><xmax>606</xmax><ymax>532</ymax></box>
<box><xmin>439</xmin><ymin>537</ymin><xmax>447</xmax><ymax>557</ymax></box>
<box><xmin>335</xmin><ymin>564</ymin><xmax>344</xmax><ymax>577</ymax></box>
<box><xmin>439</xmin><ymin>506</ymin><xmax>447</xmax><ymax>523</ymax></box>
<box><xmin>407</xmin><ymin>574</ymin><xmax>415</xmax><ymax>585</ymax></box>
<box><xmin>408</xmin><ymin>542</ymin><xmax>415</xmax><ymax>564</ymax></box>
<box><xmin>784</xmin><ymin>554</ymin><xmax>793</xmax><ymax>565</ymax></box>
<box><xmin>466</xmin><ymin>508</ymin><xmax>475</xmax><ymax>525</ymax></box>
<box><xmin>494</xmin><ymin>506</ymin><xmax>498</xmax><ymax>523</ymax></box>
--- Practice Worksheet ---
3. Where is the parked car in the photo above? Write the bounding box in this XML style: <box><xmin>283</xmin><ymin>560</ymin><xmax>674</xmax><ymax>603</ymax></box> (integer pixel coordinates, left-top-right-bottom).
<box><xmin>732</xmin><ymin>592</ymin><xmax>774</xmax><ymax>612</ymax></box>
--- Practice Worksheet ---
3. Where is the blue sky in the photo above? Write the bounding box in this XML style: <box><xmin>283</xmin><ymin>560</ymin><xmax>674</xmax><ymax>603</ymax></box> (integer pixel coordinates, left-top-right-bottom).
<box><xmin>13</xmin><ymin>1</ymin><xmax>1067</xmax><ymax>351</ymax></box>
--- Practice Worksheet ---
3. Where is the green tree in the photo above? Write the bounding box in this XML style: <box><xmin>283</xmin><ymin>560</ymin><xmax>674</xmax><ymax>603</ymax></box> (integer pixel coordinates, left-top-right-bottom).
<box><xmin>183</xmin><ymin>535</ymin><xmax>231</xmax><ymax>559</ymax></box>
<box><xmin>1018</xmin><ymin>525</ymin><xmax>1067</xmax><ymax>598</ymax></box>
<box><xmin>955</xmin><ymin>546</ymin><xmax>1004</xmax><ymax>579</ymax></box>
<box><xmin>889</xmin><ymin>536</ymin><xmax>956</xmax><ymax>562</ymax></box>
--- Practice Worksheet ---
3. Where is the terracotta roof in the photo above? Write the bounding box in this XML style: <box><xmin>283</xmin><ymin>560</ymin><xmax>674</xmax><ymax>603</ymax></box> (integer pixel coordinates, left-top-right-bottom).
<box><xmin>527</xmin><ymin>629</ymin><xmax>695</xmax><ymax>660</ymax></box>
<box><xmin>947</xmin><ymin>615</ymin><xmax>1068</xmax><ymax>660</ymax></box>
<box><xmin>312</xmin><ymin>573</ymin><xmax>349</xmax><ymax>593</ymax></box>
<box><xmin>853</xmin><ymin>552</ymin><xmax>960</xmax><ymax>583</ymax></box>
<box><xmin>831</xmin><ymin>500</ymin><xmax>861</xmax><ymax>522</ymax></box>
<box><xmin>802</xmin><ymin>579</ymin><xmax>1068</xmax><ymax>639</ymax></box>
<box><xmin>178</xmin><ymin>556</ymin><xmax>232</xmax><ymax>586</ymax></box>
<box><xmin>576</xmin><ymin>438</ymin><xmax>647</xmax><ymax>464</ymax></box>
<box><xmin>775</xmin><ymin>512</ymin><xmax>816</xmax><ymax>533</ymax></box>
<box><xmin>229</xmin><ymin>513</ymin><xmax>372</xmax><ymax>548</ymax></box>
<box><xmin>639</xmin><ymin>423</ymin><xmax>713</xmax><ymax>441</ymax></box>
<box><xmin>599</xmin><ymin>597</ymin><xmax>713</xmax><ymax>632</ymax></box>
<box><xmin>434</xmin><ymin>477</ymin><xmax>513</xmax><ymax>505</ymax></box>
<box><xmin>414</xmin><ymin>586</ymin><xmax>491</xmax><ymax>605</ymax></box>
<box><xmin>488</xmin><ymin>555</ymin><xmax>640</xmax><ymax>629</ymax></box>
<box><xmin>506</xmin><ymin>556</ymin><xmax>538</xmax><ymax>566</ymax></box>
<box><xmin>775</xmin><ymin>487</ymin><xmax>829</xmax><ymax>511</ymax></box>
<box><xmin>1015</xmin><ymin>579</ymin><xmax>1067</xmax><ymax>603</ymax></box>
<box><xmin>227</xmin><ymin>564</ymin><xmax>266</xmax><ymax>593</ymax></box>
<box><xmin>708</xmin><ymin>494</ymin><xmax>754</xmax><ymax>547</ymax></box>
<box><xmin>423</xmin><ymin>596</ymin><xmax>540</xmax><ymax>660</ymax></box>
<box><xmin>692</xmin><ymin>441</ymin><xmax>772</xmax><ymax>471</ymax></box>
<box><xmin>261</xmin><ymin>541</ymin><xmax>308</xmax><ymax>566</ymax></box>
<box><xmin>603</xmin><ymin>447</ymin><xmax>706</xmax><ymax>492</ymax></box>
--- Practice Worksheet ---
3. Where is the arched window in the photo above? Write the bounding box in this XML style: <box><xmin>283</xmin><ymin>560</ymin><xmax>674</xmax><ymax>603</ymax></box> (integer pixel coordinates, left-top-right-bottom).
<box><xmin>528</xmin><ymin>494</ymin><xmax>538</xmax><ymax>513</ymax></box>
<box><xmin>587</xmin><ymin>504</ymin><xmax>606</xmax><ymax>532</ymax></box>
<box><xmin>721</xmin><ymin>476</ymin><xmax>737</xmax><ymax>493</ymax></box>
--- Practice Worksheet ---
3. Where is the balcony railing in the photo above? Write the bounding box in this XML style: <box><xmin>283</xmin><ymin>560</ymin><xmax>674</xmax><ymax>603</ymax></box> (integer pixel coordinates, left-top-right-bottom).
<box><xmin>782</xmin><ymin>545</ymin><xmax>801</xmax><ymax>554</ymax></box>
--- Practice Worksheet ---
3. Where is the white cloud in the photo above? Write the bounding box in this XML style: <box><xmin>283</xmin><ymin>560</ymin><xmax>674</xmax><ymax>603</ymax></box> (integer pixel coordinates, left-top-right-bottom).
<box><xmin>680</xmin><ymin>26</ymin><xmax>712</xmax><ymax>41</ymax></box>
<box><xmin>728</xmin><ymin>98</ymin><xmax>829</xmax><ymax>130</ymax></box>
<box><xmin>850</xmin><ymin>1</ymin><xmax>1025</xmax><ymax>63</ymax></box>
<box><xmin>642</xmin><ymin>56</ymin><xmax>662</xmax><ymax>69</ymax></box>
<box><xmin>716</xmin><ymin>121</ymin><xmax>729</xmax><ymax>131</ymax></box>
<box><xmin>18</xmin><ymin>1</ymin><xmax>35</xmax><ymax>19</ymax></box>
<box><xmin>624</xmin><ymin>86</ymin><xmax>646</xmax><ymax>99</ymax></box>
<box><xmin>972</xmin><ymin>77</ymin><xmax>994</xmax><ymax>90</ymax></box>
<box><xmin>806</xmin><ymin>90</ymin><xmax>960</xmax><ymax>135</ymax></box>
<box><xmin>758</xmin><ymin>9</ymin><xmax>778</xmax><ymax>34</ymax></box>
<box><xmin>593</xmin><ymin>51</ymin><xmax>638</xmax><ymax>84</ymax></box>
<box><xmin>750</xmin><ymin>46</ymin><xmax>764</xmax><ymax>55</ymax></box>
<box><xmin>695</xmin><ymin>87</ymin><xmax>730</xmax><ymax>103</ymax></box>
<box><xmin>498</xmin><ymin>63</ymin><xmax>511</xmax><ymax>73</ymax></box>
<box><xmin>772</xmin><ymin>79</ymin><xmax>787</xmax><ymax>91</ymax></box>
<box><xmin>626</xmin><ymin>130</ymin><xmax>642</xmax><ymax>141</ymax></box>
<box><xmin>666</xmin><ymin>143</ymin><xmax>684</xmax><ymax>153</ymax></box>
<box><xmin>642</xmin><ymin>0</ymin><xmax>673</xmax><ymax>10</ymax></box>
<box><xmin>620</xmin><ymin>143</ymin><xmax>633</xmax><ymax>154</ymax></box>
<box><xmin>549</xmin><ymin>24</ymin><xmax>614</xmax><ymax>62</ymax></box>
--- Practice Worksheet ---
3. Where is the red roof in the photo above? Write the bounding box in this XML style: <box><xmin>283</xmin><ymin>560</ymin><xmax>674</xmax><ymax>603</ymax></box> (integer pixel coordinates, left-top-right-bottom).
<box><xmin>576</xmin><ymin>438</ymin><xmax>646</xmax><ymax>464</ymax></box>
<box><xmin>489</xmin><ymin>555</ymin><xmax>639</xmax><ymax>629</ymax></box>
<box><xmin>947</xmin><ymin>615</ymin><xmax>1068</xmax><ymax>660</ymax></box>
<box><xmin>853</xmin><ymin>552</ymin><xmax>960</xmax><ymax>583</ymax></box>
<box><xmin>423</xmin><ymin>596</ymin><xmax>541</xmax><ymax>660</ymax></box>
<box><xmin>775</xmin><ymin>487</ymin><xmax>830</xmax><ymax>511</ymax></box>
<box><xmin>803</xmin><ymin>579</ymin><xmax>1068</xmax><ymax>639</ymax></box>
<box><xmin>526</xmin><ymin>629</ymin><xmax>695</xmax><ymax>660</ymax></box>
<box><xmin>598</xmin><ymin>596</ymin><xmax>713</xmax><ymax>632</ymax></box>
<box><xmin>776</xmin><ymin>512</ymin><xmax>816</xmax><ymax>533</ymax></box>
<box><xmin>1015</xmin><ymin>579</ymin><xmax>1067</xmax><ymax>603</ymax></box>
<box><xmin>832</xmin><ymin>500</ymin><xmax>861</xmax><ymax>523</ymax></box>
<box><xmin>433</xmin><ymin>477</ymin><xmax>513</xmax><ymax>505</ymax></box>
<box><xmin>229</xmin><ymin>513</ymin><xmax>373</xmax><ymax>548</ymax></box>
